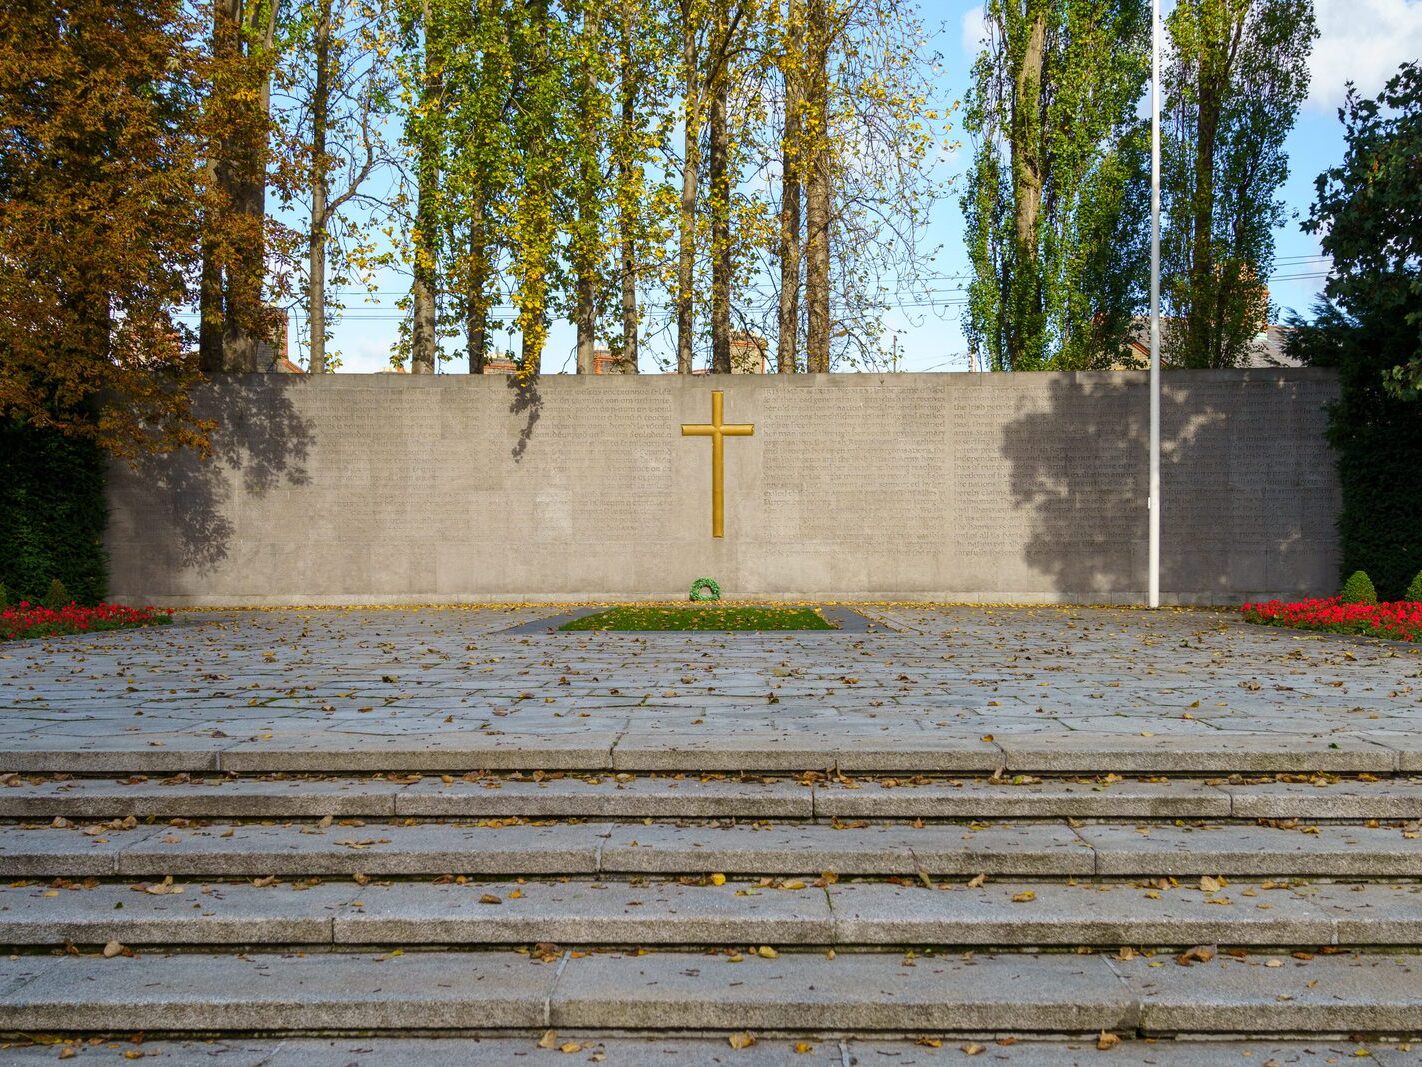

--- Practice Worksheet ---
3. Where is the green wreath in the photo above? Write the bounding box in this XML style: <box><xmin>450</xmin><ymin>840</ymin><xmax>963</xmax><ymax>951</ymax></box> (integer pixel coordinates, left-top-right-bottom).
<box><xmin>688</xmin><ymin>577</ymin><xmax>722</xmax><ymax>602</ymax></box>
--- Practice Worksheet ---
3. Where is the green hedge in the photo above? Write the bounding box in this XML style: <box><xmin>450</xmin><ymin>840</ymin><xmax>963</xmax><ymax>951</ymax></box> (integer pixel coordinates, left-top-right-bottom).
<box><xmin>1290</xmin><ymin>299</ymin><xmax>1422</xmax><ymax>601</ymax></box>
<box><xmin>0</xmin><ymin>421</ymin><xmax>107</xmax><ymax>605</ymax></box>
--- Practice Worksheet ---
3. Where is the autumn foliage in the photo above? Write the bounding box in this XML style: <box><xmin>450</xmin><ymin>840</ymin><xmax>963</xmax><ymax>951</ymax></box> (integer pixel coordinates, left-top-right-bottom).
<box><xmin>0</xmin><ymin>0</ymin><xmax>210</xmax><ymax>458</ymax></box>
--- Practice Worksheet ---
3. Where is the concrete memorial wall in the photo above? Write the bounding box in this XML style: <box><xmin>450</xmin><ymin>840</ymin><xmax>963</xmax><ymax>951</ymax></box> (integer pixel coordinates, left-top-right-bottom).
<box><xmin>105</xmin><ymin>369</ymin><xmax>1341</xmax><ymax>605</ymax></box>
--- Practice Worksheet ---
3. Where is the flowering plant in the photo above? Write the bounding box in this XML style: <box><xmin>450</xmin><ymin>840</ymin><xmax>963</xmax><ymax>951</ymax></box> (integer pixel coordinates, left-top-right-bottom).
<box><xmin>0</xmin><ymin>601</ymin><xmax>172</xmax><ymax>642</ymax></box>
<box><xmin>1241</xmin><ymin>597</ymin><xmax>1422</xmax><ymax>642</ymax></box>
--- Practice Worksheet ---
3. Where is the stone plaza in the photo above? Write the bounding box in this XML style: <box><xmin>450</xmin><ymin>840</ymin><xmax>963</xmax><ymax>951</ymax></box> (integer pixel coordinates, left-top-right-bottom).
<box><xmin>0</xmin><ymin>603</ymin><xmax>1420</xmax><ymax>1062</ymax></box>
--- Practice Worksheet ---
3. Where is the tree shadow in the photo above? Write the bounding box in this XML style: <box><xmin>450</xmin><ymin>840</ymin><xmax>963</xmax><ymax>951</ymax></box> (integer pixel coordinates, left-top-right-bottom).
<box><xmin>998</xmin><ymin>370</ymin><xmax>1338</xmax><ymax>602</ymax></box>
<box><xmin>506</xmin><ymin>373</ymin><xmax>542</xmax><ymax>463</ymax></box>
<box><xmin>115</xmin><ymin>375</ymin><xmax>313</xmax><ymax>572</ymax></box>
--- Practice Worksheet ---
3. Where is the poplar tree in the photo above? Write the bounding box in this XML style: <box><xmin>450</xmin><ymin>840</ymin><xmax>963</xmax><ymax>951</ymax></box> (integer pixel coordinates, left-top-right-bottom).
<box><xmin>774</xmin><ymin>0</ymin><xmax>805</xmax><ymax>373</ymax></box>
<box><xmin>566</xmin><ymin>0</ymin><xmax>613</xmax><ymax>373</ymax></box>
<box><xmin>441</xmin><ymin>0</ymin><xmax>516</xmax><ymax>373</ymax></box>
<box><xmin>1161</xmin><ymin>0</ymin><xmax>1315</xmax><ymax>368</ymax></box>
<box><xmin>202</xmin><ymin>0</ymin><xmax>286</xmax><ymax>373</ymax></box>
<box><xmin>608</xmin><ymin>0</ymin><xmax>672</xmax><ymax>372</ymax></box>
<box><xmin>509</xmin><ymin>0</ymin><xmax>562</xmax><ymax>373</ymax></box>
<box><xmin>274</xmin><ymin>0</ymin><xmax>399</xmax><ymax>373</ymax></box>
<box><xmin>399</xmin><ymin>0</ymin><xmax>444</xmax><ymax>374</ymax></box>
<box><xmin>962</xmin><ymin>0</ymin><xmax>1149</xmax><ymax>371</ymax></box>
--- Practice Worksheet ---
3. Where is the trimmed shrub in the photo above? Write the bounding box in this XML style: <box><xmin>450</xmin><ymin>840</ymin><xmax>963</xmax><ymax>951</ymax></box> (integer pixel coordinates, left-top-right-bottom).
<box><xmin>1408</xmin><ymin>570</ymin><xmax>1422</xmax><ymax>604</ymax></box>
<box><xmin>42</xmin><ymin>579</ymin><xmax>70</xmax><ymax>610</ymax></box>
<box><xmin>0</xmin><ymin>421</ymin><xmax>107</xmax><ymax>605</ymax></box>
<box><xmin>1341</xmin><ymin>570</ymin><xmax>1378</xmax><ymax>605</ymax></box>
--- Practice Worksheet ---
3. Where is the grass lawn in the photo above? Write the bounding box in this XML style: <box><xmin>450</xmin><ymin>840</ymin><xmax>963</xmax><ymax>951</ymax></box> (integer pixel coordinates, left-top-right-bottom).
<box><xmin>560</xmin><ymin>604</ymin><xmax>837</xmax><ymax>631</ymax></box>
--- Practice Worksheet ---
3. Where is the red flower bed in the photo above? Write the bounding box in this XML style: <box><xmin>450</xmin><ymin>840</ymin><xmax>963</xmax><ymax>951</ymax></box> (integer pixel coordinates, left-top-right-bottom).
<box><xmin>1241</xmin><ymin>597</ymin><xmax>1422</xmax><ymax>642</ymax></box>
<box><xmin>0</xmin><ymin>602</ymin><xmax>172</xmax><ymax>641</ymax></box>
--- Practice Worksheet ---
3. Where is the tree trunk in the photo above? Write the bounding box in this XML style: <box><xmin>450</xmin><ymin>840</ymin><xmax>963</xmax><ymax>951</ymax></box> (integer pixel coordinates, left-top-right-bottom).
<box><xmin>616</xmin><ymin>0</ymin><xmax>639</xmax><ymax>373</ymax></box>
<box><xmin>515</xmin><ymin>0</ymin><xmax>553</xmax><ymax>374</ymax></box>
<box><xmin>803</xmin><ymin>0</ymin><xmax>830</xmax><ymax>373</ymax></box>
<box><xmin>466</xmin><ymin>204</ymin><xmax>488</xmax><ymax>373</ymax></box>
<box><xmin>410</xmin><ymin>0</ymin><xmax>440</xmax><ymax>375</ymax></box>
<box><xmin>1006</xmin><ymin>6</ymin><xmax>1046</xmax><ymax>370</ymax></box>
<box><xmin>574</xmin><ymin>5</ymin><xmax>600</xmax><ymax>377</ymax></box>
<box><xmin>776</xmin><ymin>0</ymin><xmax>802</xmax><ymax>374</ymax></box>
<box><xmin>676</xmin><ymin>7</ymin><xmax>700</xmax><ymax>374</ymax></box>
<box><xmin>1184</xmin><ymin>19</ymin><xmax>1241</xmax><ymax>369</ymax></box>
<box><xmin>200</xmin><ymin>0</ymin><xmax>278</xmax><ymax>373</ymax></box>
<box><xmin>307</xmin><ymin>0</ymin><xmax>331</xmax><ymax>374</ymax></box>
<box><xmin>709</xmin><ymin>81</ymin><xmax>731</xmax><ymax>374</ymax></box>
<box><xmin>575</xmin><ymin>266</ymin><xmax>596</xmax><ymax>373</ymax></box>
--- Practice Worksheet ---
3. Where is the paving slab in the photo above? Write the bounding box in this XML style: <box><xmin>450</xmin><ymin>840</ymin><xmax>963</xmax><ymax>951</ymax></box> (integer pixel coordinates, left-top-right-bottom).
<box><xmin>334</xmin><ymin>880</ymin><xmax>834</xmax><ymax>945</ymax></box>
<box><xmin>0</xmin><ymin>1040</ymin><xmax>280</xmax><ymax>1066</ymax></box>
<box><xmin>114</xmin><ymin>822</ymin><xmax>601</xmax><ymax>877</ymax></box>
<box><xmin>218</xmin><ymin>731</ymin><xmax>621</xmax><ymax>772</ymax></box>
<box><xmin>0</xmin><ymin>951</ymin><xmax>556</xmax><ymax>1032</ymax></box>
<box><xmin>1223</xmin><ymin>781</ymin><xmax>1422</xmax><ymax>820</ymax></box>
<box><xmin>1302</xmin><ymin>882</ymin><xmax>1422</xmax><ymax>944</ymax></box>
<box><xmin>611</xmin><ymin>732</ymin><xmax>1003</xmax><ymax>773</ymax></box>
<box><xmin>598</xmin><ymin>822</ymin><xmax>1091</xmax><ymax>876</ymax></box>
<box><xmin>828</xmin><ymin>881</ymin><xmax>1337</xmax><ymax>946</ymax></box>
<box><xmin>997</xmin><ymin>734</ymin><xmax>1398</xmax><ymax>775</ymax></box>
<box><xmin>0</xmin><ymin>826</ymin><xmax>163</xmax><ymax>878</ymax></box>
<box><xmin>598</xmin><ymin>822</ymin><xmax>916</xmax><ymax>876</ymax></box>
<box><xmin>815</xmin><ymin>778</ymin><xmax>1231</xmax><ymax>819</ymax></box>
<box><xmin>1112</xmin><ymin>952</ymin><xmax>1422</xmax><ymax>1034</ymax></box>
<box><xmin>0</xmin><ymin>739</ymin><xmax>224</xmax><ymax>775</ymax></box>
<box><xmin>0</xmin><ymin>1036</ymin><xmax>847</xmax><ymax>1065</ymax></box>
<box><xmin>268</xmin><ymin>1036</ymin><xmax>845</xmax><ymax>1066</ymax></box>
<box><xmin>844</xmin><ymin>1039</ymin><xmax>1403</xmax><ymax>1064</ymax></box>
<box><xmin>549</xmin><ymin>950</ymin><xmax>1137</xmax><ymax>1031</ymax></box>
<box><xmin>1080</xmin><ymin>823</ymin><xmax>1422</xmax><ymax>877</ymax></box>
<box><xmin>0</xmin><ymin>882</ymin><xmax>354</xmax><ymax>945</ymax></box>
<box><xmin>397</xmin><ymin>775</ymin><xmax>813</xmax><ymax>819</ymax></box>
<box><xmin>0</xmin><ymin>777</ymin><xmax>406</xmax><ymax>819</ymax></box>
<box><xmin>0</xmin><ymin>1040</ymin><xmax>279</xmax><ymax>1065</ymax></box>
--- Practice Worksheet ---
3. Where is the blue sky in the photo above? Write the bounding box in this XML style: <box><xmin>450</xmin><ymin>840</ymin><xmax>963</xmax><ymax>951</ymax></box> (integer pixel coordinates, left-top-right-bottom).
<box><xmin>314</xmin><ymin>0</ymin><xmax>1422</xmax><ymax>374</ymax></box>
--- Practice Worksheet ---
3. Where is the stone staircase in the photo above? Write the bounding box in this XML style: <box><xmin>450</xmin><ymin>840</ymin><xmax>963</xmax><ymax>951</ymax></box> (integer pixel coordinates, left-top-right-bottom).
<box><xmin>1</xmin><ymin>741</ymin><xmax>1421</xmax><ymax>1062</ymax></box>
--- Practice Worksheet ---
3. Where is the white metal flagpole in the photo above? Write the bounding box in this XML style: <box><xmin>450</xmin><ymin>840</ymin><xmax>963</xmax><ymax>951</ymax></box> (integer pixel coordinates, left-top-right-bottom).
<box><xmin>1148</xmin><ymin>0</ymin><xmax>1162</xmax><ymax>609</ymax></box>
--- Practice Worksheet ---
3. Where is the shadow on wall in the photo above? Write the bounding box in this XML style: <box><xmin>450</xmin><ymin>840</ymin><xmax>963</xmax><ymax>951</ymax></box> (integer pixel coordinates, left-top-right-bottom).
<box><xmin>506</xmin><ymin>373</ymin><xmax>542</xmax><ymax>462</ymax></box>
<box><xmin>122</xmin><ymin>375</ymin><xmax>313</xmax><ymax>572</ymax></box>
<box><xmin>999</xmin><ymin>372</ymin><xmax>1336</xmax><ymax>602</ymax></box>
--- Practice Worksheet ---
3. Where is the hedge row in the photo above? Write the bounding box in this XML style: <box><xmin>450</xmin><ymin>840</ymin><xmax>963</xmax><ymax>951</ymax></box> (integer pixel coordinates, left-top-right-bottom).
<box><xmin>0</xmin><ymin>421</ymin><xmax>107</xmax><ymax>606</ymax></box>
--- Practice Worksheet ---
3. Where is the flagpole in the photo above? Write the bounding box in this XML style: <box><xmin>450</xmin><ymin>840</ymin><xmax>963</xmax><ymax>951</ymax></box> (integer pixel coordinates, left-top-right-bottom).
<box><xmin>1148</xmin><ymin>0</ymin><xmax>1162</xmax><ymax>609</ymax></box>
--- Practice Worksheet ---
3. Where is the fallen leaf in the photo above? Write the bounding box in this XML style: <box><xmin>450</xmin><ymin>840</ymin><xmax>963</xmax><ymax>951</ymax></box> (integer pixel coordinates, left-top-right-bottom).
<box><xmin>728</xmin><ymin>1032</ymin><xmax>756</xmax><ymax>1050</ymax></box>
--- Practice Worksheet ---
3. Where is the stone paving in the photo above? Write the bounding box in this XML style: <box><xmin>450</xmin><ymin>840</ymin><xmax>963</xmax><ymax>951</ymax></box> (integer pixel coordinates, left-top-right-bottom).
<box><xmin>3</xmin><ymin>605</ymin><xmax>1422</xmax><ymax>1052</ymax></box>
<box><xmin>0</xmin><ymin>605</ymin><xmax>1417</xmax><ymax>766</ymax></box>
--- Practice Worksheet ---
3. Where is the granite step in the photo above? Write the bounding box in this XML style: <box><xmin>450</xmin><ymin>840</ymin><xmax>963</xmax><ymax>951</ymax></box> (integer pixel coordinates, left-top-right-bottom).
<box><xmin>0</xmin><ymin>949</ymin><xmax>1418</xmax><ymax>1036</ymax></box>
<box><xmin>0</xmin><ymin>730</ymin><xmax>1407</xmax><ymax>776</ymax></box>
<box><xmin>3</xmin><ymin>774</ymin><xmax>1421</xmax><ymax>821</ymax></box>
<box><xmin>4</xmin><ymin>820</ymin><xmax>1422</xmax><ymax>880</ymax></box>
<box><xmin>2</xmin><ymin>878</ymin><xmax>1420</xmax><ymax>949</ymax></box>
<box><xmin>0</xmin><ymin>1037</ymin><xmax>1407</xmax><ymax>1067</ymax></box>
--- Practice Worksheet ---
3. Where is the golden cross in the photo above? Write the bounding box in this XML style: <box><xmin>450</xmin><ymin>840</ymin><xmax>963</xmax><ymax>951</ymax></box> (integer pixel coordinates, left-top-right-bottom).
<box><xmin>681</xmin><ymin>390</ymin><xmax>754</xmax><ymax>538</ymax></box>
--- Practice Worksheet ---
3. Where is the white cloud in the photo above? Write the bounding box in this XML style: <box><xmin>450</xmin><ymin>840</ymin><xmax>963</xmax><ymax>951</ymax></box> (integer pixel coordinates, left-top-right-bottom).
<box><xmin>1308</xmin><ymin>0</ymin><xmax>1422</xmax><ymax>112</ymax></box>
<box><xmin>960</xmin><ymin>4</ymin><xmax>986</xmax><ymax>60</ymax></box>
